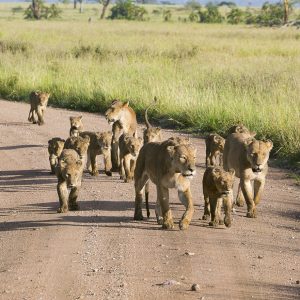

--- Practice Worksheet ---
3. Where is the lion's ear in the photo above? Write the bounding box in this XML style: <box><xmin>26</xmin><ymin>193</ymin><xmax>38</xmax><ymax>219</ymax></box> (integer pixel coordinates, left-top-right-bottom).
<box><xmin>48</xmin><ymin>139</ymin><xmax>52</xmax><ymax>144</ymax></box>
<box><xmin>69</xmin><ymin>116</ymin><xmax>73</xmax><ymax>121</ymax></box>
<box><xmin>79</xmin><ymin>115</ymin><xmax>83</xmax><ymax>120</ymax></box>
<box><xmin>250</xmin><ymin>131</ymin><xmax>256</xmax><ymax>137</ymax></box>
<box><xmin>76</xmin><ymin>160</ymin><xmax>83</xmax><ymax>167</ymax></box>
<box><xmin>265</xmin><ymin>139</ymin><xmax>273</xmax><ymax>150</ymax></box>
<box><xmin>123</xmin><ymin>101</ymin><xmax>129</xmax><ymax>107</ymax></box>
<box><xmin>244</xmin><ymin>138</ymin><xmax>254</xmax><ymax>147</ymax></box>
<box><xmin>84</xmin><ymin>136</ymin><xmax>90</xmax><ymax>143</ymax></box>
<box><xmin>59</xmin><ymin>159</ymin><xmax>66</xmax><ymax>168</ymax></box>
<box><xmin>155</xmin><ymin>127</ymin><xmax>161</xmax><ymax>133</ymax></box>
<box><xmin>229</xmin><ymin>168</ymin><xmax>235</xmax><ymax>177</ymax></box>
<box><xmin>167</xmin><ymin>146</ymin><xmax>175</xmax><ymax>157</ymax></box>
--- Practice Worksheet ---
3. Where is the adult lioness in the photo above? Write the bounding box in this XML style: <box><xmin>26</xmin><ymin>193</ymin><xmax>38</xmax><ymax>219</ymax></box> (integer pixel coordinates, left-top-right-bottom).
<box><xmin>55</xmin><ymin>149</ymin><xmax>83</xmax><ymax>213</ymax></box>
<box><xmin>223</xmin><ymin>132</ymin><xmax>273</xmax><ymax>218</ymax></box>
<box><xmin>28</xmin><ymin>91</ymin><xmax>50</xmax><ymax>125</ymax></box>
<box><xmin>134</xmin><ymin>138</ymin><xmax>197</xmax><ymax>230</ymax></box>
<box><xmin>104</xmin><ymin>100</ymin><xmax>137</xmax><ymax>171</ymax></box>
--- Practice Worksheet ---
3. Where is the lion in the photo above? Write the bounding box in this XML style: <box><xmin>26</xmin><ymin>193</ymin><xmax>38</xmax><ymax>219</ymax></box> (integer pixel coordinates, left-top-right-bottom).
<box><xmin>223</xmin><ymin>132</ymin><xmax>273</xmax><ymax>218</ymax></box>
<box><xmin>227</xmin><ymin>123</ymin><xmax>256</xmax><ymax>136</ymax></box>
<box><xmin>134</xmin><ymin>137</ymin><xmax>197</xmax><ymax>230</ymax></box>
<box><xmin>79</xmin><ymin>131</ymin><xmax>113</xmax><ymax>176</ymax></box>
<box><xmin>202</xmin><ymin>167</ymin><xmax>235</xmax><ymax>228</ymax></box>
<box><xmin>64</xmin><ymin>135</ymin><xmax>90</xmax><ymax>162</ymax></box>
<box><xmin>55</xmin><ymin>149</ymin><xmax>83</xmax><ymax>213</ymax></box>
<box><xmin>69</xmin><ymin>115</ymin><xmax>83</xmax><ymax>137</ymax></box>
<box><xmin>48</xmin><ymin>137</ymin><xmax>65</xmax><ymax>174</ymax></box>
<box><xmin>205</xmin><ymin>133</ymin><xmax>225</xmax><ymax>167</ymax></box>
<box><xmin>28</xmin><ymin>91</ymin><xmax>50</xmax><ymax>125</ymax></box>
<box><xmin>119</xmin><ymin>134</ymin><xmax>143</xmax><ymax>183</ymax></box>
<box><xmin>105</xmin><ymin>100</ymin><xmax>138</xmax><ymax>171</ymax></box>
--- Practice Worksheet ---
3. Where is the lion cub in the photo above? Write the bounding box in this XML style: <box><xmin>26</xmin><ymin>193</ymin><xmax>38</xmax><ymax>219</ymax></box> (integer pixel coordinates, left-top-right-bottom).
<box><xmin>119</xmin><ymin>134</ymin><xmax>143</xmax><ymax>183</ymax></box>
<box><xmin>227</xmin><ymin>123</ymin><xmax>256</xmax><ymax>136</ymax></box>
<box><xmin>64</xmin><ymin>135</ymin><xmax>90</xmax><ymax>162</ymax></box>
<box><xmin>48</xmin><ymin>137</ymin><xmax>65</xmax><ymax>174</ymax></box>
<box><xmin>205</xmin><ymin>133</ymin><xmax>225</xmax><ymax>167</ymax></box>
<box><xmin>55</xmin><ymin>149</ymin><xmax>83</xmax><ymax>213</ymax></box>
<box><xmin>79</xmin><ymin>131</ymin><xmax>113</xmax><ymax>177</ymax></box>
<box><xmin>202</xmin><ymin>167</ymin><xmax>235</xmax><ymax>228</ymax></box>
<box><xmin>69</xmin><ymin>116</ymin><xmax>83</xmax><ymax>137</ymax></box>
<box><xmin>28</xmin><ymin>91</ymin><xmax>50</xmax><ymax>125</ymax></box>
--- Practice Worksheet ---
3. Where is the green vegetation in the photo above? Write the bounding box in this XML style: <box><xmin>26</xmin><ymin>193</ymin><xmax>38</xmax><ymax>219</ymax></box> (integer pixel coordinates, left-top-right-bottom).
<box><xmin>109</xmin><ymin>0</ymin><xmax>147</xmax><ymax>21</ymax></box>
<box><xmin>0</xmin><ymin>3</ymin><xmax>299</xmax><ymax>163</ymax></box>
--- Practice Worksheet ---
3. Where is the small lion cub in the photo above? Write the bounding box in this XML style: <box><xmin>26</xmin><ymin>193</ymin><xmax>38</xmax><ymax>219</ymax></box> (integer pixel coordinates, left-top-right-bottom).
<box><xmin>64</xmin><ymin>135</ymin><xmax>90</xmax><ymax>163</ymax></box>
<box><xmin>28</xmin><ymin>91</ymin><xmax>50</xmax><ymax>125</ymax></box>
<box><xmin>69</xmin><ymin>116</ymin><xmax>84</xmax><ymax>137</ymax></box>
<box><xmin>119</xmin><ymin>134</ymin><xmax>143</xmax><ymax>182</ymax></box>
<box><xmin>202</xmin><ymin>167</ymin><xmax>235</xmax><ymax>228</ymax></box>
<box><xmin>48</xmin><ymin>137</ymin><xmax>65</xmax><ymax>174</ymax></box>
<box><xmin>205</xmin><ymin>133</ymin><xmax>225</xmax><ymax>167</ymax></box>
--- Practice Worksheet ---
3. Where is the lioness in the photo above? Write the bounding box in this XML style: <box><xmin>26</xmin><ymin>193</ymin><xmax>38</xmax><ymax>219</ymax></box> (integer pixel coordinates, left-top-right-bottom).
<box><xmin>55</xmin><ymin>149</ymin><xmax>83</xmax><ymax>213</ymax></box>
<box><xmin>64</xmin><ymin>135</ymin><xmax>90</xmax><ymax>162</ymax></box>
<box><xmin>69</xmin><ymin>116</ymin><xmax>83</xmax><ymax>137</ymax></box>
<box><xmin>48</xmin><ymin>137</ymin><xmax>65</xmax><ymax>174</ymax></box>
<box><xmin>205</xmin><ymin>133</ymin><xmax>225</xmax><ymax>167</ymax></box>
<box><xmin>28</xmin><ymin>91</ymin><xmax>50</xmax><ymax>125</ymax></box>
<box><xmin>202</xmin><ymin>167</ymin><xmax>235</xmax><ymax>228</ymax></box>
<box><xmin>79</xmin><ymin>131</ymin><xmax>113</xmax><ymax>176</ymax></box>
<box><xmin>223</xmin><ymin>132</ymin><xmax>273</xmax><ymax>218</ymax></box>
<box><xmin>105</xmin><ymin>100</ymin><xmax>138</xmax><ymax>171</ymax></box>
<box><xmin>119</xmin><ymin>134</ymin><xmax>143</xmax><ymax>183</ymax></box>
<box><xmin>227</xmin><ymin>123</ymin><xmax>256</xmax><ymax>136</ymax></box>
<box><xmin>134</xmin><ymin>138</ymin><xmax>197</xmax><ymax>230</ymax></box>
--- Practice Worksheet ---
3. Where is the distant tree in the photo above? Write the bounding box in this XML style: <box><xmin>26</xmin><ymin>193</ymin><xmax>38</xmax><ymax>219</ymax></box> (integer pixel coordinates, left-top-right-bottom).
<box><xmin>74</xmin><ymin>0</ymin><xmax>77</xmax><ymax>9</ymax></box>
<box><xmin>189</xmin><ymin>10</ymin><xmax>199</xmax><ymax>22</ymax></box>
<box><xmin>199</xmin><ymin>2</ymin><xmax>223</xmax><ymax>23</ymax></box>
<box><xmin>283</xmin><ymin>0</ymin><xmax>289</xmax><ymax>23</ymax></box>
<box><xmin>109</xmin><ymin>0</ymin><xmax>147</xmax><ymax>20</ymax></box>
<box><xmin>163</xmin><ymin>9</ymin><xmax>172</xmax><ymax>21</ymax></box>
<box><xmin>218</xmin><ymin>1</ymin><xmax>237</xmax><ymax>7</ymax></box>
<box><xmin>25</xmin><ymin>0</ymin><xmax>62</xmax><ymax>19</ymax></box>
<box><xmin>99</xmin><ymin>0</ymin><xmax>111</xmax><ymax>19</ymax></box>
<box><xmin>185</xmin><ymin>0</ymin><xmax>201</xmax><ymax>10</ymax></box>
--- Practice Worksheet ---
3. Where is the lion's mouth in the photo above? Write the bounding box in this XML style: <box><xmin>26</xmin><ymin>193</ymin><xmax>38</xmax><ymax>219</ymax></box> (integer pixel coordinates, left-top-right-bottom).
<box><xmin>252</xmin><ymin>167</ymin><xmax>262</xmax><ymax>173</ymax></box>
<box><xmin>182</xmin><ymin>170</ymin><xmax>196</xmax><ymax>179</ymax></box>
<box><xmin>107</xmin><ymin>117</ymin><xmax>116</xmax><ymax>125</ymax></box>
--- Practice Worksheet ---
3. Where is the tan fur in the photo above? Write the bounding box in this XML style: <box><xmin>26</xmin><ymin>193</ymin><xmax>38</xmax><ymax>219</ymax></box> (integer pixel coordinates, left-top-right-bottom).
<box><xmin>202</xmin><ymin>167</ymin><xmax>235</xmax><ymax>227</ymax></box>
<box><xmin>223</xmin><ymin>132</ymin><xmax>273</xmax><ymax>218</ymax></box>
<box><xmin>205</xmin><ymin>133</ymin><xmax>225</xmax><ymax>167</ymax></box>
<box><xmin>48</xmin><ymin>137</ymin><xmax>65</xmax><ymax>174</ymax></box>
<box><xmin>105</xmin><ymin>100</ymin><xmax>138</xmax><ymax>171</ymax></box>
<box><xmin>119</xmin><ymin>134</ymin><xmax>143</xmax><ymax>183</ymax></box>
<box><xmin>28</xmin><ymin>91</ymin><xmax>50</xmax><ymax>125</ymax></box>
<box><xmin>134</xmin><ymin>138</ymin><xmax>197</xmax><ymax>230</ymax></box>
<box><xmin>79</xmin><ymin>131</ymin><xmax>113</xmax><ymax>176</ymax></box>
<box><xmin>69</xmin><ymin>116</ymin><xmax>84</xmax><ymax>137</ymax></box>
<box><xmin>227</xmin><ymin>124</ymin><xmax>256</xmax><ymax>136</ymax></box>
<box><xmin>55</xmin><ymin>149</ymin><xmax>83</xmax><ymax>213</ymax></box>
<box><xmin>64</xmin><ymin>135</ymin><xmax>90</xmax><ymax>160</ymax></box>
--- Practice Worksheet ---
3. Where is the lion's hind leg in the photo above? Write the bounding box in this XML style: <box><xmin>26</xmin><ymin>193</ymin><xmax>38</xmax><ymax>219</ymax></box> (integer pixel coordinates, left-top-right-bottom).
<box><xmin>134</xmin><ymin>173</ymin><xmax>149</xmax><ymax>221</ymax></box>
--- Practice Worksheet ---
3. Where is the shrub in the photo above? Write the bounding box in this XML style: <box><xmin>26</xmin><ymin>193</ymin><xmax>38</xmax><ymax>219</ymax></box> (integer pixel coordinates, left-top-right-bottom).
<box><xmin>24</xmin><ymin>0</ymin><xmax>62</xmax><ymax>20</ymax></box>
<box><xmin>109</xmin><ymin>0</ymin><xmax>147</xmax><ymax>21</ymax></box>
<box><xmin>189</xmin><ymin>10</ymin><xmax>199</xmax><ymax>22</ymax></box>
<box><xmin>163</xmin><ymin>9</ymin><xmax>172</xmax><ymax>21</ymax></box>
<box><xmin>227</xmin><ymin>8</ymin><xmax>244</xmax><ymax>24</ymax></box>
<box><xmin>255</xmin><ymin>2</ymin><xmax>285</xmax><ymax>26</ymax></box>
<box><xmin>199</xmin><ymin>3</ymin><xmax>223</xmax><ymax>23</ymax></box>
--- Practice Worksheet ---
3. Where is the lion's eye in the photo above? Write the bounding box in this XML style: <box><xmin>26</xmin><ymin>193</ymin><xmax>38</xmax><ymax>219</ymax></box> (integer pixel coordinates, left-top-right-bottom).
<box><xmin>180</xmin><ymin>156</ymin><xmax>186</xmax><ymax>163</ymax></box>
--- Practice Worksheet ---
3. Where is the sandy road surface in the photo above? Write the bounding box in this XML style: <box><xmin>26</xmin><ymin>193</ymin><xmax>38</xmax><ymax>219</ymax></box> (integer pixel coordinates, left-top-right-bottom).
<box><xmin>0</xmin><ymin>100</ymin><xmax>299</xmax><ymax>300</ymax></box>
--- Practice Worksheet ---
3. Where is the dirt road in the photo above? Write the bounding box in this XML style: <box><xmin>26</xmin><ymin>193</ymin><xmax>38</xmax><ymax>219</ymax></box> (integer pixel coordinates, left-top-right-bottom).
<box><xmin>0</xmin><ymin>100</ymin><xmax>299</xmax><ymax>300</ymax></box>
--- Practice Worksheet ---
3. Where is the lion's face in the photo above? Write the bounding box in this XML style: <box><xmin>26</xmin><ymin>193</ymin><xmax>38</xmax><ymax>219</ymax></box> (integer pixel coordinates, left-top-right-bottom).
<box><xmin>143</xmin><ymin>127</ymin><xmax>161</xmax><ymax>144</ymax></box>
<box><xmin>168</xmin><ymin>144</ymin><xmax>197</xmax><ymax>179</ymax></box>
<box><xmin>67</xmin><ymin>136</ymin><xmax>90</xmax><ymax>158</ymax></box>
<box><xmin>60</xmin><ymin>160</ymin><xmax>83</xmax><ymax>188</ymax></box>
<box><xmin>212</xmin><ymin>134</ymin><xmax>225</xmax><ymax>151</ymax></box>
<box><xmin>124</xmin><ymin>135</ymin><xmax>143</xmax><ymax>157</ymax></box>
<box><xmin>96</xmin><ymin>131</ymin><xmax>112</xmax><ymax>150</ymax></box>
<box><xmin>70</xmin><ymin>116</ymin><xmax>83</xmax><ymax>129</ymax></box>
<box><xmin>105</xmin><ymin>100</ymin><xmax>129</xmax><ymax>125</ymax></box>
<box><xmin>38</xmin><ymin>92</ymin><xmax>50</xmax><ymax>106</ymax></box>
<box><xmin>48</xmin><ymin>138</ymin><xmax>65</xmax><ymax>156</ymax></box>
<box><xmin>212</xmin><ymin>168</ymin><xmax>235</xmax><ymax>196</ymax></box>
<box><xmin>245</xmin><ymin>139</ymin><xmax>273</xmax><ymax>173</ymax></box>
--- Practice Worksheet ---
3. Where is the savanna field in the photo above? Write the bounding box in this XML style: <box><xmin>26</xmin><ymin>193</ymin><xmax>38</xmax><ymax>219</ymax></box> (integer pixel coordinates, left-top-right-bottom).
<box><xmin>0</xmin><ymin>2</ymin><xmax>299</xmax><ymax>162</ymax></box>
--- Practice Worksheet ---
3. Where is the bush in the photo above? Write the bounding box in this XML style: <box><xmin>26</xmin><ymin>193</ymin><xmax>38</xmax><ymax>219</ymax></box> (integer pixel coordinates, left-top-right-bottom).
<box><xmin>255</xmin><ymin>2</ymin><xmax>285</xmax><ymax>26</ymax></box>
<box><xmin>189</xmin><ymin>10</ymin><xmax>199</xmax><ymax>22</ymax></box>
<box><xmin>227</xmin><ymin>8</ymin><xmax>244</xmax><ymax>24</ymax></box>
<box><xmin>24</xmin><ymin>0</ymin><xmax>62</xmax><ymax>20</ymax></box>
<box><xmin>163</xmin><ymin>9</ymin><xmax>172</xmax><ymax>21</ymax></box>
<box><xmin>199</xmin><ymin>3</ymin><xmax>223</xmax><ymax>23</ymax></box>
<box><xmin>109</xmin><ymin>0</ymin><xmax>147</xmax><ymax>21</ymax></box>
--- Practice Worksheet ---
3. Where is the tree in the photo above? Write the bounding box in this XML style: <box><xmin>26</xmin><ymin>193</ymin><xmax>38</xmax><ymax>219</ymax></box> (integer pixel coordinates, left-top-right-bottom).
<box><xmin>283</xmin><ymin>0</ymin><xmax>289</xmax><ymax>23</ymax></box>
<box><xmin>100</xmin><ymin>0</ymin><xmax>111</xmax><ymax>19</ymax></box>
<box><xmin>227</xmin><ymin>7</ymin><xmax>244</xmax><ymax>24</ymax></box>
<box><xmin>25</xmin><ymin>0</ymin><xmax>62</xmax><ymax>19</ymax></box>
<box><xmin>109</xmin><ymin>0</ymin><xmax>147</xmax><ymax>20</ymax></box>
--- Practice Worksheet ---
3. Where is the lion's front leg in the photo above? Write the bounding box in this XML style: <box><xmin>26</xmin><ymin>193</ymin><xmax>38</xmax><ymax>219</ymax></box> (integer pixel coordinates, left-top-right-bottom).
<box><xmin>134</xmin><ymin>173</ymin><xmax>149</xmax><ymax>221</ymax></box>
<box><xmin>57</xmin><ymin>180</ymin><xmax>68</xmax><ymax>213</ymax></box>
<box><xmin>240</xmin><ymin>179</ymin><xmax>256</xmax><ymax>218</ymax></box>
<box><xmin>36</xmin><ymin>105</ymin><xmax>45</xmax><ymax>125</ymax></box>
<box><xmin>155</xmin><ymin>189</ymin><xmax>163</xmax><ymax>225</ymax></box>
<box><xmin>111</xmin><ymin>123</ymin><xmax>122</xmax><ymax>171</ymax></box>
<box><xmin>103</xmin><ymin>150</ymin><xmax>112</xmax><ymax>176</ymax></box>
<box><xmin>178</xmin><ymin>187</ymin><xmax>194</xmax><ymax>230</ymax></box>
<box><xmin>208</xmin><ymin>196</ymin><xmax>219</xmax><ymax>227</ymax></box>
<box><xmin>123</xmin><ymin>155</ymin><xmax>132</xmax><ymax>182</ymax></box>
<box><xmin>90</xmin><ymin>152</ymin><xmax>99</xmax><ymax>176</ymax></box>
<box><xmin>254</xmin><ymin>178</ymin><xmax>265</xmax><ymax>206</ymax></box>
<box><xmin>69</xmin><ymin>186</ymin><xmax>80</xmax><ymax>211</ymax></box>
<box><xmin>236</xmin><ymin>182</ymin><xmax>245</xmax><ymax>207</ymax></box>
<box><xmin>223</xmin><ymin>193</ymin><xmax>233</xmax><ymax>227</ymax></box>
<box><xmin>49</xmin><ymin>154</ymin><xmax>57</xmax><ymax>174</ymax></box>
<box><xmin>158</xmin><ymin>186</ymin><xmax>174</xmax><ymax>230</ymax></box>
<box><xmin>202</xmin><ymin>189</ymin><xmax>210</xmax><ymax>221</ymax></box>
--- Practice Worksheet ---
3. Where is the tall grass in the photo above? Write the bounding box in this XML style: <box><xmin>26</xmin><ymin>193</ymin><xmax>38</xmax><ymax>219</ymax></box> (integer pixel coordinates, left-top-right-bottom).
<box><xmin>0</xmin><ymin>18</ymin><xmax>299</xmax><ymax>162</ymax></box>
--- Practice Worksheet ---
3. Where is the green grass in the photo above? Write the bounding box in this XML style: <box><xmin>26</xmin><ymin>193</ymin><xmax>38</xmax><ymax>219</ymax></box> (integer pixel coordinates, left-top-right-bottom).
<box><xmin>0</xmin><ymin>3</ymin><xmax>299</xmax><ymax>163</ymax></box>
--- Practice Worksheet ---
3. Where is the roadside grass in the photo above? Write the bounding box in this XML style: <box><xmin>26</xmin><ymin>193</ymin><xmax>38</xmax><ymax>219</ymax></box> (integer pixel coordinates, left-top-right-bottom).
<box><xmin>0</xmin><ymin>6</ymin><xmax>299</xmax><ymax>163</ymax></box>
